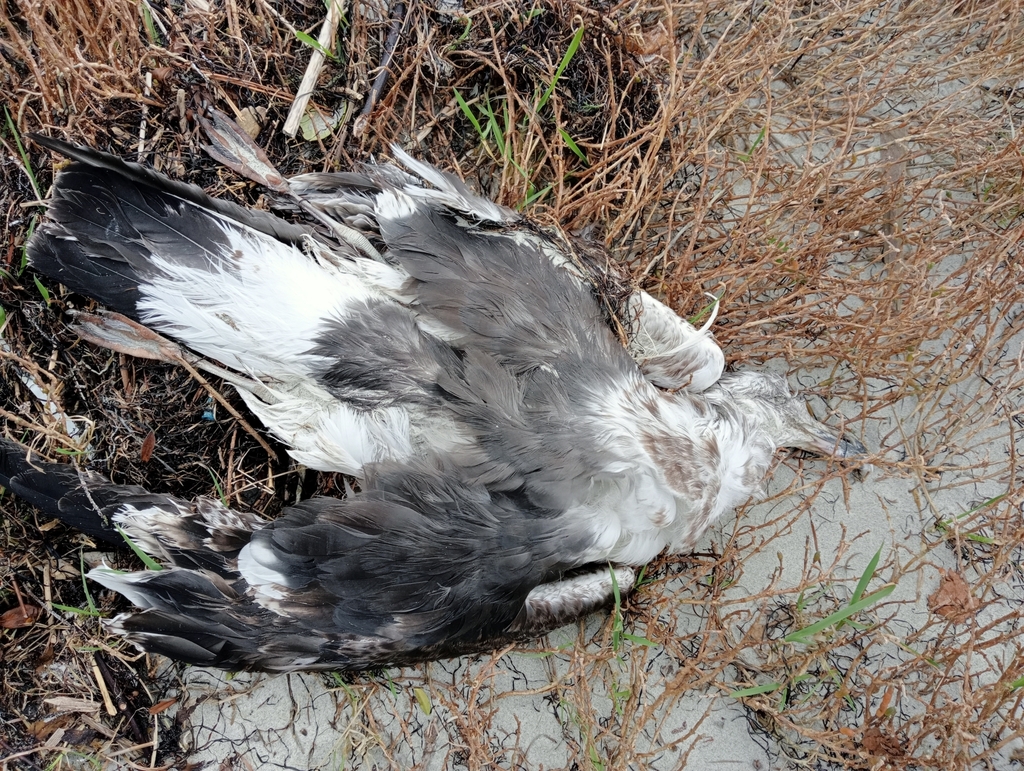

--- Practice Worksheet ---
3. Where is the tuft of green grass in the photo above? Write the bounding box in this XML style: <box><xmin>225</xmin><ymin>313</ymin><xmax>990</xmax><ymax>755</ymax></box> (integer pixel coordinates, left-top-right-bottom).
<box><xmin>785</xmin><ymin>548</ymin><xmax>895</xmax><ymax>644</ymax></box>
<box><xmin>730</xmin><ymin>547</ymin><xmax>895</xmax><ymax>707</ymax></box>
<box><xmin>454</xmin><ymin>25</ymin><xmax>589</xmax><ymax>207</ymax></box>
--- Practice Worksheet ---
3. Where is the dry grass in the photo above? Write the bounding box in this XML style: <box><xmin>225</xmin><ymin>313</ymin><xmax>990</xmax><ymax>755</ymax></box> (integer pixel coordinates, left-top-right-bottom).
<box><xmin>2</xmin><ymin>0</ymin><xmax>1023</xmax><ymax>768</ymax></box>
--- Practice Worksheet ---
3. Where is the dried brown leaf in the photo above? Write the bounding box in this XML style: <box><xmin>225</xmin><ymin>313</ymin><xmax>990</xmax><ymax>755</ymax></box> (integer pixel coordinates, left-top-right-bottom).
<box><xmin>927</xmin><ymin>569</ymin><xmax>979</xmax><ymax>624</ymax></box>
<box><xmin>149</xmin><ymin>697</ymin><xmax>178</xmax><ymax>715</ymax></box>
<box><xmin>140</xmin><ymin>429</ymin><xmax>157</xmax><ymax>462</ymax></box>
<box><xmin>1</xmin><ymin>604</ymin><xmax>42</xmax><ymax>628</ymax></box>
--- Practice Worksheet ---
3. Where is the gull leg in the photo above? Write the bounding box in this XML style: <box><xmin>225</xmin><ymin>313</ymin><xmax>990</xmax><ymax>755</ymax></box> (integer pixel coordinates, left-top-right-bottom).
<box><xmin>512</xmin><ymin>565</ymin><xmax>638</xmax><ymax>636</ymax></box>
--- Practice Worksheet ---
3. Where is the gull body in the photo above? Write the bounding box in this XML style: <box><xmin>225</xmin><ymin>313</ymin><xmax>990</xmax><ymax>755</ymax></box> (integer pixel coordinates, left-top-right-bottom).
<box><xmin>0</xmin><ymin>129</ymin><xmax>865</xmax><ymax>670</ymax></box>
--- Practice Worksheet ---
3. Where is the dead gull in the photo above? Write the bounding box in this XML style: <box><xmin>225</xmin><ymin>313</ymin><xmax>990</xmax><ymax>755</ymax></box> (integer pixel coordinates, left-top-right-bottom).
<box><xmin>0</xmin><ymin>126</ymin><xmax>866</xmax><ymax>671</ymax></box>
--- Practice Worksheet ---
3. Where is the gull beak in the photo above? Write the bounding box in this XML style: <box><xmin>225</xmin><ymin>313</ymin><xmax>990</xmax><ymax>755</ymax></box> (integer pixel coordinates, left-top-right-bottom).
<box><xmin>800</xmin><ymin>422</ymin><xmax>868</xmax><ymax>460</ymax></box>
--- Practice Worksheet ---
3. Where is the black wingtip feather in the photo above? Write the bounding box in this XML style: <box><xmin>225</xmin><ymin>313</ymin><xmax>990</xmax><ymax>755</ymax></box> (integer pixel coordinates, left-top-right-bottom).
<box><xmin>27</xmin><ymin>223</ymin><xmax>144</xmax><ymax>316</ymax></box>
<box><xmin>0</xmin><ymin>437</ymin><xmax>128</xmax><ymax>545</ymax></box>
<box><xmin>27</xmin><ymin>134</ymin><xmax>311</xmax><ymax>246</ymax></box>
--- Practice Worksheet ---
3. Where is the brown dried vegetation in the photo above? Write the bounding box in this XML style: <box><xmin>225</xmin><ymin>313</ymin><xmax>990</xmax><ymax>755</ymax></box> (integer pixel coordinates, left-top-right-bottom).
<box><xmin>1</xmin><ymin>0</ymin><xmax>1023</xmax><ymax>769</ymax></box>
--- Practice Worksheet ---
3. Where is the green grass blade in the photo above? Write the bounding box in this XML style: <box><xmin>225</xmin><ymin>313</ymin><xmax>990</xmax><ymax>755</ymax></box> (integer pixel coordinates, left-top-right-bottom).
<box><xmin>936</xmin><ymin>492</ymin><xmax>1007</xmax><ymax>538</ymax></box>
<box><xmin>730</xmin><ymin>682</ymin><xmax>783</xmax><ymax>698</ymax></box>
<box><xmin>80</xmin><ymin>551</ymin><xmax>98</xmax><ymax>615</ymax></box>
<box><xmin>117</xmin><ymin>526</ymin><xmax>163</xmax><ymax>571</ymax></box>
<box><xmin>19</xmin><ymin>215</ymin><xmax>36</xmax><ymax>275</ymax></box>
<box><xmin>521</xmin><ymin>183</ymin><xmax>553</xmax><ymax>209</ymax></box>
<box><xmin>207</xmin><ymin>467</ymin><xmax>228</xmax><ymax>505</ymax></box>
<box><xmin>558</xmin><ymin>128</ymin><xmax>588</xmax><ymax>164</ymax></box>
<box><xmin>622</xmin><ymin>632</ymin><xmax>657</xmax><ymax>647</ymax></box>
<box><xmin>956</xmin><ymin>492</ymin><xmax>1006</xmax><ymax>520</ymax></box>
<box><xmin>738</xmin><ymin>125</ymin><xmax>767</xmax><ymax>162</ymax></box>
<box><xmin>140</xmin><ymin>0</ymin><xmax>161</xmax><ymax>45</ymax></box>
<box><xmin>454</xmin><ymin>88</ymin><xmax>485</xmax><ymax>142</ymax></box>
<box><xmin>33</xmin><ymin>276</ymin><xmax>51</xmax><ymax>305</ymax></box>
<box><xmin>850</xmin><ymin>545</ymin><xmax>883</xmax><ymax>606</ymax></box>
<box><xmin>4</xmin><ymin>105</ymin><xmax>42</xmax><ymax>200</ymax></box>
<box><xmin>785</xmin><ymin>584</ymin><xmax>896</xmax><ymax>643</ymax></box>
<box><xmin>687</xmin><ymin>294</ymin><xmax>721</xmax><ymax>325</ymax></box>
<box><xmin>633</xmin><ymin>564</ymin><xmax>652</xmax><ymax>588</ymax></box>
<box><xmin>609</xmin><ymin>563</ymin><xmax>622</xmax><ymax>650</ymax></box>
<box><xmin>296</xmin><ymin>29</ymin><xmax>338</xmax><ymax>61</ymax></box>
<box><xmin>479</xmin><ymin>97</ymin><xmax>505</xmax><ymax>155</ymax></box>
<box><xmin>52</xmin><ymin>603</ymin><xmax>101</xmax><ymax>617</ymax></box>
<box><xmin>538</xmin><ymin>25</ymin><xmax>585</xmax><ymax>111</ymax></box>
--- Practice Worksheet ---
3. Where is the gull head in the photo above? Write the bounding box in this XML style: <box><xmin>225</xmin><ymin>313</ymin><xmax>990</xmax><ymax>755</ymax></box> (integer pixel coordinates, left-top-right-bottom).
<box><xmin>712</xmin><ymin>371</ymin><xmax>868</xmax><ymax>459</ymax></box>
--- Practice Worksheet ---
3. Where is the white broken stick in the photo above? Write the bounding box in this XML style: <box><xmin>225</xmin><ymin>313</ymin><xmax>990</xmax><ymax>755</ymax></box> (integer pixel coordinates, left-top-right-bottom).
<box><xmin>283</xmin><ymin>0</ymin><xmax>344</xmax><ymax>138</ymax></box>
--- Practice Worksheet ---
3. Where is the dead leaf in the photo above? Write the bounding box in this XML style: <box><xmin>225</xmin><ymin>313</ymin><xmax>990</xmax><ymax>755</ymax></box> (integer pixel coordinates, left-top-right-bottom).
<box><xmin>927</xmin><ymin>569</ymin><xmax>978</xmax><ymax>623</ymax></box>
<box><xmin>140</xmin><ymin>429</ymin><xmax>156</xmax><ymax>462</ymax></box>
<box><xmin>1</xmin><ymin>604</ymin><xmax>41</xmax><ymax>628</ymax></box>
<box><xmin>149</xmin><ymin>697</ymin><xmax>177</xmax><ymax>715</ymax></box>
<box><xmin>25</xmin><ymin>714</ymin><xmax>73</xmax><ymax>741</ymax></box>
<box><xmin>863</xmin><ymin>725</ymin><xmax>903</xmax><ymax>757</ymax></box>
